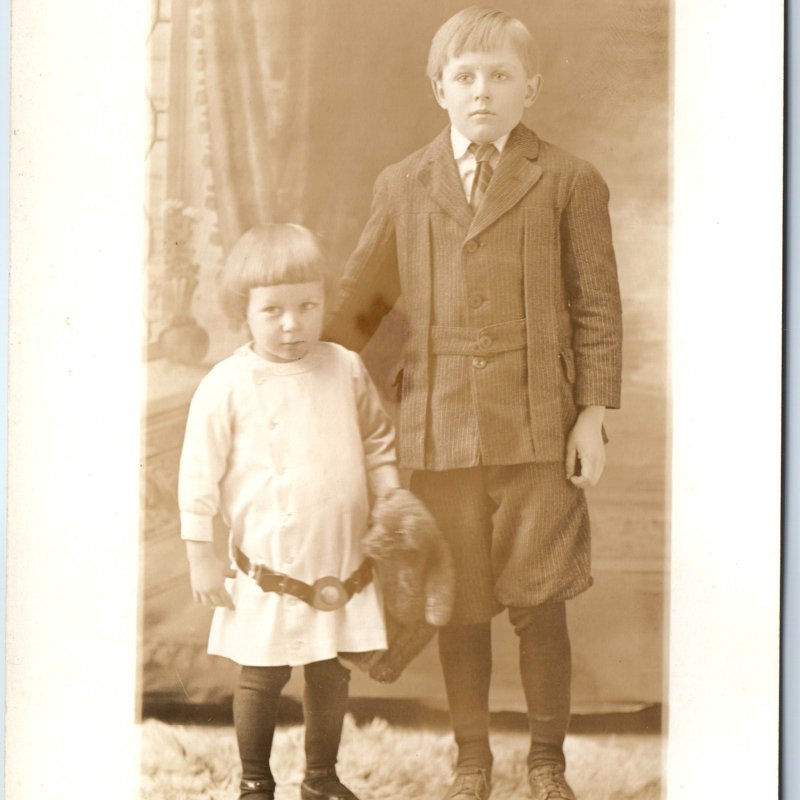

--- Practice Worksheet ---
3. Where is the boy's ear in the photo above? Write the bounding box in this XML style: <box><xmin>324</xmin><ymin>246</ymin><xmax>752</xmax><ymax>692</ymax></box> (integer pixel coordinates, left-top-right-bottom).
<box><xmin>524</xmin><ymin>74</ymin><xmax>543</xmax><ymax>108</ymax></box>
<box><xmin>431</xmin><ymin>79</ymin><xmax>448</xmax><ymax>109</ymax></box>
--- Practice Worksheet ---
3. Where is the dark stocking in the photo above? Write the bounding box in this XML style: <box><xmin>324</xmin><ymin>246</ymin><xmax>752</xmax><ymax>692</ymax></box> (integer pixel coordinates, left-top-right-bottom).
<box><xmin>303</xmin><ymin>658</ymin><xmax>352</xmax><ymax>786</ymax></box>
<box><xmin>233</xmin><ymin>664</ymin><xmax>291</xmax><ymax>793</ymax></box>
<box><xmin>438</xmin><ymin>622</ymin><xmax>493</xmax><ymax>771</ymax></box>
<box><xmin>509</xmin><ymin>602</ymin><xmax>571</xmax><ymax>769</ymax></box>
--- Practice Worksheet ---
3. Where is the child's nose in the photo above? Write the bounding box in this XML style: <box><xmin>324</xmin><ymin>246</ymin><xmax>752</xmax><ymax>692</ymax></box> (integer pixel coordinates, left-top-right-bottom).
<box><xmin>281</xmin><ymin>311</ymin><xmax>300</xmax><ymax>331</ymax></box>
<box><xmin>473</xmin><ymin>74</ymin><xmax>490</xmax><ymax>98</ymax></box>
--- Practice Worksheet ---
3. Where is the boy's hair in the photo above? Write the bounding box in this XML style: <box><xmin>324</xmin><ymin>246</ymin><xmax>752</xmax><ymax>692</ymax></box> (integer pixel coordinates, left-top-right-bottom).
<box><xmin>220</xmin><ymin>223</ymin><xmax>326</xmax><ymax>323</ymax></box>
<box><xmin>426</xmin><ymin>6</ymin><xmax>539</xmax><ymax>80</ymax></box>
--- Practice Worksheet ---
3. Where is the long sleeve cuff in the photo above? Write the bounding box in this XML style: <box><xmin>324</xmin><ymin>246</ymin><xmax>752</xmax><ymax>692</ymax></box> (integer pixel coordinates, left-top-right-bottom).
<box><xmin>368</xmin><ymin>464</ymin><xmax>401</xmax><ymax>498</ymax></box>
<box><xmin>180</xmin><ymin>512</ymin><xmax>215</xmax><ymax>542</ymax></box>
<box><xmin>574</xmin><ymin>378</ymin><xmax>621</xmax><ymax>410</ymax></box>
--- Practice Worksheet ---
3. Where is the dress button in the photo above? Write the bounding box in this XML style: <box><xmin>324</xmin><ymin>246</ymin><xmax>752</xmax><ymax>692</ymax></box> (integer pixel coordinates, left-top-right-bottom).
<box><xmin>468</xmin><ymin>295</ymin><xmax>483</xmax><ymax>309</ymax></box>
<box><xmin>472</xmin><ymin>357</ymin><xmax>487</xmax><ymax>369</ymax></box>
<box><xmin>276</xmin><ymin>467</ymin><xmax>285</xmax><ymax>475</ymax></box>
<box><xmin>287</xmin><ymin>597</ymin><xmax>297</xmax><ymax>606</ymax></box>
<box><xmin>284</xmin><ymin>556</ymin><xmax>294</xmax><ymax>566</ymax></box>
<box><xmin>269</xmin><ymin>419</ymin><xmax>278</xmax><ymax>429</ymax></box>
<box><xmin>478</xmin><ymin>334</ymin><xmax>492</xmax><ymax>349</ymax></box>
<box><xmin>465</xmin><ymin>240</ymin><xmax>479</xmax><ymax>253</ymax></box>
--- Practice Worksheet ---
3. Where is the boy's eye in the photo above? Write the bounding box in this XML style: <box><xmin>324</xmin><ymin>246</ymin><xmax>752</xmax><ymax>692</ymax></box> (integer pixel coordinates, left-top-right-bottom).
<box><xmin>455</xmin><ymin>73</ymin><xmax>473</xmax><ymax>83</ymax></box>
<box><xmin>263</xmin><ymin>306</ymin><xmax>281</xmax><ymax>315</ymax></box>
<box><xmin>301</xmin><ymin>301</ymin><xmax>319</xmax><ymax>311</ymax></box>
<box><xmin>494</xmin><ymin>72</ymin><xmax>510</xmax><ymax>80</ymax></box>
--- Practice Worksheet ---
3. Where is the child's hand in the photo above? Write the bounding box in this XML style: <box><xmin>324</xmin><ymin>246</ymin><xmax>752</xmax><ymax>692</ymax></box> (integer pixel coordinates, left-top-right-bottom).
<box><xmin>565</xmin><ymin>405</ymin><xmax>606</xmax><ymax>488</ymax></box>
<box><xmin>185</xmin><ymin>541</ymin><xmax>236</xmax><ymax>609</ymax></box>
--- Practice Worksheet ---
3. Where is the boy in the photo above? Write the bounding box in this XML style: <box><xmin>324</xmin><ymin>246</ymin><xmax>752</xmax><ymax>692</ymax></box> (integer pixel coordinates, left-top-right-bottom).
<box><xmin>326</xmin><ymin>7</ymin><xmax>622</xmax><ymax>799</ymax></box>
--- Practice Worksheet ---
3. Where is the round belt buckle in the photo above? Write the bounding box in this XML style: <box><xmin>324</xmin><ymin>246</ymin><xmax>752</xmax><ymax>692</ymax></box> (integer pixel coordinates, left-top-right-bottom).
<box><xmin>312</xmin><ymin>576</ymin><xmax>348</xmax><ymax>611</ymax></box>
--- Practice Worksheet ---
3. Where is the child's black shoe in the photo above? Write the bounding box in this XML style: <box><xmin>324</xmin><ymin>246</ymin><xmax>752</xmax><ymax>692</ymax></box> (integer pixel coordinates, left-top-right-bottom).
<box><xmin>300</xmin><ymin>767</ymin><xmax>361</xmax><ymax>800</ymax></box>
<box><xmin>239</xmin><ymin>777</ymin><xmax>276</xmax><ymax>799</ymax></box>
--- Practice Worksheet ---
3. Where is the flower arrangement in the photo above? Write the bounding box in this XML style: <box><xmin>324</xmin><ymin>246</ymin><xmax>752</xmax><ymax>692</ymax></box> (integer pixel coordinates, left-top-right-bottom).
<box><xmin>162</xmin><ymin>199</ymin><xmax>202</xmax><ymax>322</ymax></box>
<box><xmin>159</xmin><ymin>199</ymin><xmax>209</xmax><ymax>364</ymax></box>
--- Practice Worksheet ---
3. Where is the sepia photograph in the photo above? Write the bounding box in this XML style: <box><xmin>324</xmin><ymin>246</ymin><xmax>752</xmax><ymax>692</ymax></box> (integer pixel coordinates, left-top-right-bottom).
<box><xmin>6</xmin><ymin>1</ymin><xmax>782</xmax><ymax>799</ymax></box>
<box><xmin>140</xmin><ymin>2</ymin><xmax>666</xmax><ymax>798</ymax></box>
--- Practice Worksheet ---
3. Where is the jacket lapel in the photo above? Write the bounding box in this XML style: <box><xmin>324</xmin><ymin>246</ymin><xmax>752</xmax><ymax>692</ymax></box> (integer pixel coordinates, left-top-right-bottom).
<box><xmin>418</xmin><ymin>127</ymin><xmax>473</xmax><ymax>231</ymax></box>
<box><xmin>467</xmin><ymin>125</ymin><xmax>543</xmax><ymax>240</ymax></box>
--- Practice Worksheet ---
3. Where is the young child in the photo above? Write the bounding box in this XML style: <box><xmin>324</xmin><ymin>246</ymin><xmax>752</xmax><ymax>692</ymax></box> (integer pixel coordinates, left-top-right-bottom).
<box><xmin>178</xmin><ymin>224</ymin><xmax>401</xmax><ymax>800</ymax></box>
<box><xmin>325</xmin><ymin>8</ymin><xmax>623</xmax><ymax>800</ymax></box>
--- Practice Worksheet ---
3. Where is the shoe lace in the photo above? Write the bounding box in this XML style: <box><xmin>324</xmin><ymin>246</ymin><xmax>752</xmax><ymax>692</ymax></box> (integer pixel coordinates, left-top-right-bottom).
<box><xmin>450</xmin><ymin>769</ymin><xmax>490</xmax><ymax>798</ymax></box>
<box><xmin>529</xmin><ymin>763</ymin><xmax>574</xmax><ymax>799</ymax></box>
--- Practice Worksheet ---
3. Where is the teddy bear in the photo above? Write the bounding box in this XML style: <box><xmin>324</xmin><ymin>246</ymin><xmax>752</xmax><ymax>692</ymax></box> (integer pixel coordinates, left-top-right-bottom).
<box><xmin>343</xmin><ymin>487</ymin><xmax>455</xmax><ymax>683</ymax></box>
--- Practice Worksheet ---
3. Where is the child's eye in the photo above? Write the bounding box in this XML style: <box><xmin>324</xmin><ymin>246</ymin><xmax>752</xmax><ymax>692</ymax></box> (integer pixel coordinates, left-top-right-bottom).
<box><xmin>494</xmin><ymin>72</ymin><xmax>510</xmax><ymax>80</ymax></box>
<box><xmin>301</xmin><ymin>301</ymin><xmax>319</xmax><ymax>311</ymax></box>
<box><xmin>263</xmin><ymin>306</ymin><xmax>281</xmax><ymax>315</ymax></box>
<box><xmin>455</xmin><ymin>73</ymin><xmax>473</xmax><ymax>83</ymax></box>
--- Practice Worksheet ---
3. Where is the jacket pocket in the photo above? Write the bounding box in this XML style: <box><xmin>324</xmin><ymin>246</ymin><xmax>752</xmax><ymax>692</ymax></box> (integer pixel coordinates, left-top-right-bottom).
<box><xmin>392</xmin><ymin>366</ymin><xmax>404</xmax><ymax>404</ymax></box>
<box><xmin>558</xmin><ymin>349</ymin><xmax>576</xmax><ymax>384</ymax></box>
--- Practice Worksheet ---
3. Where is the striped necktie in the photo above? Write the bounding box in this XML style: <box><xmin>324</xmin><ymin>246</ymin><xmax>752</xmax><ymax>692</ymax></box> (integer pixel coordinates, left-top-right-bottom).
<box><xmin>469</xmin><ymin>142</ymin><xmax>497</xmax><ymax>210</ymax></box>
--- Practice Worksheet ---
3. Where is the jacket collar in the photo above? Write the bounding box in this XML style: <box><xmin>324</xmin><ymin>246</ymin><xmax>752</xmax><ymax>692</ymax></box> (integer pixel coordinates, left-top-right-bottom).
<box><xmin>420</xmin><ymin>126</ymin><xmax>474</xmax><ymax>230</ymax></box>
<box><xmin>419</xmin><ymin>124</ymin><xmax>543</xmax><ymax>238</ymax></box>
<box><xmin>468</xmin><ymin>124</ymin><xmax>542</xmax><ymax>239</ymax></box>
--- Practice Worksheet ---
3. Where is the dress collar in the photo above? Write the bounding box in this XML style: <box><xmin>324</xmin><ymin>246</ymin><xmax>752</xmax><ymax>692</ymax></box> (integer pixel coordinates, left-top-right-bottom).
<box><xmin>236</xmin><ymin>341</ymin><xmax>323</xmax><ymax>378</ymax></box>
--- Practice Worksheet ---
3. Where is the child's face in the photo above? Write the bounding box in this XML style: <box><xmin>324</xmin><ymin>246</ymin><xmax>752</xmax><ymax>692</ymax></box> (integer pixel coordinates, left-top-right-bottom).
<box><xmin>246</xmin><ymin>281</ymin><xmax>324</xmax><ymax>362</ymax></box>
<box><xmin>433</xmin><ymin>47</ymin><xmax>541</xmax><ymax>143</ymax></box>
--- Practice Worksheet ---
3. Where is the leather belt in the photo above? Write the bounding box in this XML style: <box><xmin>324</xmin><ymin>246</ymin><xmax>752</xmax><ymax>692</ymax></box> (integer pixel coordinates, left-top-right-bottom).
<box><xmin>233</xmin><ymin>545</ymin><xmax>373</xmax><ymax>612</ymax></box>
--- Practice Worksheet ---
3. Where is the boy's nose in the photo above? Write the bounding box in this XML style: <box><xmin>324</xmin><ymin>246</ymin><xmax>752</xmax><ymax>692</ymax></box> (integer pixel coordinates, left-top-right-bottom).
<box><xmin>473</xmin><ymin>74</ymin><xmax>489</xmax><ymax>98</ymax></box>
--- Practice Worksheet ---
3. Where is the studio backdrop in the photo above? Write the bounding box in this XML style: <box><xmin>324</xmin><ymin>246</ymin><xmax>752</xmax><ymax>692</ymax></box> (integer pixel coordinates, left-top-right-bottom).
<box><xmin>141</xmin><ymin>0</ymin><xmax>668</xmax><ymax>715</ymax></box>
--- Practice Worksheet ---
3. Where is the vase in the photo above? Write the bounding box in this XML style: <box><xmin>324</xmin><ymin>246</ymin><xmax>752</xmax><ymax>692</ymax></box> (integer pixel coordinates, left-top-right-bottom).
<box><xmin>159</xmin><ymin>318</ymin><xmax>210</xmax><ymax>365</ymax></box>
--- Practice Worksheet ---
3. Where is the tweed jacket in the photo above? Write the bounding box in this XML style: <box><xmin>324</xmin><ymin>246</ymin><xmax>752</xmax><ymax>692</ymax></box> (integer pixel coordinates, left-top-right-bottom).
<box><xmin>326</xmin><ymin>123</ymin><xmax>622</xmax><ymax>469</ymax></box>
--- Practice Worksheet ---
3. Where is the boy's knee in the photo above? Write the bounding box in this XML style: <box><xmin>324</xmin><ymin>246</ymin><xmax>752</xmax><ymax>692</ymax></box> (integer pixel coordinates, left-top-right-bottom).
<box><xmin>508</xmin><ymin>602</ymin><xmax>568</xmax><ymax>642</ymax></box>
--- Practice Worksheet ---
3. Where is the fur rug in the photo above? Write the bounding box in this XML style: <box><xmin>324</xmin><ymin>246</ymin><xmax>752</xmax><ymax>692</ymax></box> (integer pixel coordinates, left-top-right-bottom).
<box><xmin>139</xmin><ymin>716</ymin><xmax>662</xmax><ymax>800</ymax></box>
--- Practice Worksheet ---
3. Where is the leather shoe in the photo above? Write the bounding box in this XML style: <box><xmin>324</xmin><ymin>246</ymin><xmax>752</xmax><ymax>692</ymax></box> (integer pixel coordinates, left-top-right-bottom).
<box><xmin>527</xmin><ymin>763</ymin><xmax>576</xmax><ymax>800</ymax></box>
<box><xmin>300</xmin><ymin>767</ymin><xmax>361</xmax><ymax>800</ymax></box>
<box><xmin>239</xmin><ymin>777</ymin><xmax>276</xmax><ymax>799</ymax></box>
<box><xmin>441</xmin><ymin>767</ymin><xmax>492</xmax><ymax>799</ymax></box>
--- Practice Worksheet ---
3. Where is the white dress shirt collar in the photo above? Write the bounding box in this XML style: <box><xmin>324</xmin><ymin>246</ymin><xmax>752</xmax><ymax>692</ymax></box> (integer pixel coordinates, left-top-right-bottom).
<box><xmin>449</xmin><ymin>126</ymin><xmax>510</xmax><ymax>159</ymax></box>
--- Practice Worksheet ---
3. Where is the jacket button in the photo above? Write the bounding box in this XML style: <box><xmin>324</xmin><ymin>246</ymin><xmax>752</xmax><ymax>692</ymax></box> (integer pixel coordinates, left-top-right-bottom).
<box><xmin>472</xmin><ymin>357</ymin><xmax>487</xmax><ymax>369</ymax></box>
<box><xmin>478</xmin><ymin>334</ymin><xmax>492</xmax><ymax>349</ymax></box>
<box><xmin>467</xmin><ymin>295</ymin><xmax>483</xmax><ymax>309</ymax></box>
<box><xmin>465</xmin><ymin>240</ymin><xmax>479</xmax><ymax>253</ymax></box>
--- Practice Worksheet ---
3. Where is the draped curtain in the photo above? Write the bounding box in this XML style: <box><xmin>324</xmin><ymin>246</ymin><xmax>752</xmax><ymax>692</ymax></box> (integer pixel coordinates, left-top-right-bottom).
<box><xmin>200</xmin><ymin>0</ymin><xmax>315</xmax><ymax>249</ymax></box>
<box><xmin>189</xmin><ymin>0</ymin><xmax>443</xmax><ymax>279</ymax></box>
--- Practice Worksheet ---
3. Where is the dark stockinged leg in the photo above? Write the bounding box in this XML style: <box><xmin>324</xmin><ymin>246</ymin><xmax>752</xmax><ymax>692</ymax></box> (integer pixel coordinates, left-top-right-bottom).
<box><xmin>234</xmin><ymin>664</ymin><xmax>291</xmax><ymax>799</ymax></box>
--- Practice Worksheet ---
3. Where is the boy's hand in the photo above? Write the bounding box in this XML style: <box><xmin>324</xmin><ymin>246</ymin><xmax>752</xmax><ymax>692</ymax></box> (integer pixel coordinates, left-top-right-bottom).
<box><xmin>185</xmin><ymin>540</ymin><xmax>236</xmax><ymax>609</ymax></box>
<box><xmin>565</xmin><ymin>405</ymin><xmax>606</xmax><ymax>488</ymax></box>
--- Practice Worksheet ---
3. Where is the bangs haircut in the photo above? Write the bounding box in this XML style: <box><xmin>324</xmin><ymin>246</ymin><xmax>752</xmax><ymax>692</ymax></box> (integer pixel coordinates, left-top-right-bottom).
<box><xmin>220</xmin><ymin>223</ymin><xmax>326</xmax><ymax>323</ymax></box>
<box><xmin>426</xmin><ymin>6</ymin><xmax>539</xmax><ymax>80</ymax></box>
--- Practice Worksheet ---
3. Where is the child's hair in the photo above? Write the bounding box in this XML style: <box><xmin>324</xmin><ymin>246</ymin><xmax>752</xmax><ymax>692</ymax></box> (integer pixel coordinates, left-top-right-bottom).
<box><xmin>220</xmin><ymin>223</ymin><xmax>327</xmax><ymax>323</ymax></box>
<box><xmin>426</xmin><ymin>6</ymin><xmax>539</xmax><ymax>81</ymax></box>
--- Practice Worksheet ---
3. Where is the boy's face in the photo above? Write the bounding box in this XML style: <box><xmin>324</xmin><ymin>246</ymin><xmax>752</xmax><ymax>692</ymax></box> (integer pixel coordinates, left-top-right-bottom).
<box><xmin>433</xmin><ymin>48</ymin><xmax>541</xmax><ymax>143</ymax></box>
<box><xmin>246</xmin><ymin>281</ymin><xmax>324</xmax><ymax>362</ymax></box>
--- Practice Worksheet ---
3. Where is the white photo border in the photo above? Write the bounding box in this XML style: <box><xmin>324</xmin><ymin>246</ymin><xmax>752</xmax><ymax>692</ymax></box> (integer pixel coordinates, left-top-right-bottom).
<box><xmin>6</xmin><ymin>1</ymin><xmax>785</xmax><ymax>798</ymax></box>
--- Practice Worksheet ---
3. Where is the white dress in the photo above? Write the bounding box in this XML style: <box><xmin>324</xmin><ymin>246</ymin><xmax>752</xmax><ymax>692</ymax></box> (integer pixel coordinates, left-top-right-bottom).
<box><xmin>178</xmin><ymin>341</ymin><xmax>399</xmax><ymax>666</ymax></box>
